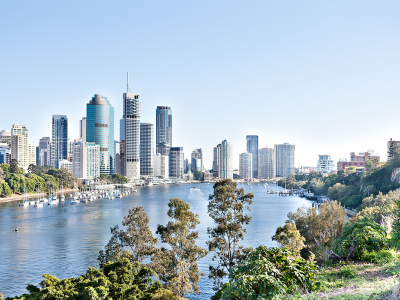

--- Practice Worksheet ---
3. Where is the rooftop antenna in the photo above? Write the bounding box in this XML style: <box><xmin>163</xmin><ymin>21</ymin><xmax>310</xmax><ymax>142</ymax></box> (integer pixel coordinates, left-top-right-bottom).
<box><xmin>127</xmin><ymin>72</ymin><xmax>132</xmax><ymax>93</ymax></box>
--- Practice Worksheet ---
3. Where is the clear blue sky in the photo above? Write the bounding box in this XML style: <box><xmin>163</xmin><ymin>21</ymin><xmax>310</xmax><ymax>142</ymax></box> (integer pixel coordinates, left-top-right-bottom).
<box><xmin>1</xmin><ymin>1</ymin><xmax>400</xmax><ymax>169</ymax></box>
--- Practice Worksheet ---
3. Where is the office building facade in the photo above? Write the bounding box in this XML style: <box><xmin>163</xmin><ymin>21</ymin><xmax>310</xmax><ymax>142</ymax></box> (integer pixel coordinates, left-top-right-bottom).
<box><xmin>258</xmin><ymin>147</ymin><xmax>275</xmax><ymax>179</ymax></box>
<box><xmin>169</xmin><ymin>147</ymin><xmax>183</xmax><ymax>178</ymax></box>
<box><xmin>154</xmin><ymin>153</ymin><xmax>169</xmax><ymax>178</ymax></box>
<box><xmin>73</xmin><ymin>141</ymin><xmax>100</xmax><ymax>179</ymax></box>
<box><xmin>79</xmin><ymin>117</ymin><xmax>87</xmax><ymax>142</ymax></box>
<box><xmin>246</xmin><ymin>135</ymin><xmax>258</xmax><ymax>178</ymax></box>
<box><xmin>140</xmin><ymin>123</ymin><xmax>154</xmax><ymax>176</ymax></box>
<box><xmin>214</xmin><ymin>140</ymin><xmax>233</xmax><ymax>179</ymax></box>
<box><xmin>51</xmin><ymin>115</ymin><xmax>68</xmax><ymax>169</ymax></box>
<box><xmin>87</xmin><ymin>94</ymin><xmax>115</xmax><ymax>175</ymax></box>
<box><xmin>156</xmin><ymin>106</ymin><xmax>172</xmax><ymax>155</ymax></box>
<box><xmin>123</xmin><ymin>93</ymin><xmax>141</xmax><ymax>178</ymax></box>
<box><xmin>274</xmin><ymin>143</ymin><xmax>295</xmax><ymax>177</ymax></box>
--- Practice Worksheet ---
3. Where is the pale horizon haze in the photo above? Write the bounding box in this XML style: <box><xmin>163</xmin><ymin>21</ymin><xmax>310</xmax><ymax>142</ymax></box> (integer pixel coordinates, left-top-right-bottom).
<box><xmin>1</xmin><ymin>1</ymin><xmax>400</xmax><ymax>170</ymax></box>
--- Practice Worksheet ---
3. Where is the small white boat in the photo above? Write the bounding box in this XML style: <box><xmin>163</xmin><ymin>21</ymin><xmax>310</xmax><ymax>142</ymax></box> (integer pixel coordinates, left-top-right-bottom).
<box><xmin>71</xmin><ymin>199</ymin><xmax>79</xmax><ymax>205</ymax></box>
<box><xmin>36</xmin><ymin>202</ymin><xmax>43</xmax><ymax>207</ymax></box>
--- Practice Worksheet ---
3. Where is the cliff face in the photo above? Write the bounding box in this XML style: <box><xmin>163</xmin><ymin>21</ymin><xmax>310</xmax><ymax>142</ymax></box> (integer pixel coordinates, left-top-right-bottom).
<box><xmin>391</xmin><ymin>167</ymin><xmax>400</xmax><ymax>183</ymax></box>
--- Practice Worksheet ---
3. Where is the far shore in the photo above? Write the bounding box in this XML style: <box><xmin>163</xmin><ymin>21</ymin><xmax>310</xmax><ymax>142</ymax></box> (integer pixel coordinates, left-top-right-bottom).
<box><xmin>0</xmin><ymin>189</ymin><xmax>78</xmax><ymax>204</ymax></box>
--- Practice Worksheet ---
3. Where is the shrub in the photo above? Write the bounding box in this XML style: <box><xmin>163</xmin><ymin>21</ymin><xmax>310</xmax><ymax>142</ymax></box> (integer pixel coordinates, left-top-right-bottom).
<box><xmin>214</xmin><ymin>246</ymin><xmax>319</xmax><ymax>300</ymax></box>
<box><xmin>334</xmin><ymin>216</ymin><xmax>388</xmax><ymax>261</ymax></box>
<box><xmin>363</xmin><ymin>249</ymin><xmax>398</xmax><ymax>264</ymax></box>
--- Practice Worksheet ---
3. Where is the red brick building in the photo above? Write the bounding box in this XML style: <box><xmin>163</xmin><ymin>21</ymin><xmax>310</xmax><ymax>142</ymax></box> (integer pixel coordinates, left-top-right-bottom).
<box><xmin>337</xmin><ymin>151</ymin><xmax>380</xmax><ymax>171</ymax></box>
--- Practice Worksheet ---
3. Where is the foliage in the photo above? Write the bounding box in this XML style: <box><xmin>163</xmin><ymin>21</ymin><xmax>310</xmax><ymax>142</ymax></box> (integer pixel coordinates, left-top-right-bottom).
<box><xmin>0</xmin><ymin>163</ymin><xmax>10</xmax><ymax>173</ymax></box>
<box><xmin>99</xmin><ymin>174</ymin><xmax>129</xmax><ymax>184</ymax></box>
<box><xmin>156</xmin><ymin>198</ymin><xmax>207</xmax><ymax>297</ymax></box>
<box><xmin>215</xmin><ymin>246</ymin><xmax>319</xmax><ymax>300</ymax></box>
<box><xmin>0</xmin><ymin>180</ymin><xmax>13</xmax><ymax>197</ymax></box>
<box><xmin>272</xmin><ymin>222</ymin><xmax>305</xmax><ymax>257</ymax></box>
<box><xmin>193</xmin><ymin>170</ymin><xmax>203</xmax><ymax>181</ymax></box>
<box><xmin>388</xmin><ymin>142</ymin><xmax>400</xmax><ymax>161</ymax></box>
<box><xmin>392</xmin><ymin>198</ymin><xmax>400</xmax><ymax>242</ymax></box>
<box><xmin>99</xmin><ymin>206</ymin><xmax>158</xmax><ymax>266</ymax></box>
<box><xmin>150</xmin><ymin>289</ymin><xmax>182</xmax><ymax>300</ymax></box>
<box><xmin>0</xmin><ymin>168</ymin><xmax>4</xmax><ymax>181</ymax></box>
<box><xmin>334</xmin><ymin>216</ymin><xmax>388</xmax><ymax>261</ymax></box>
<box><xmin>10</xmin><ymin>159</ymin><xmax>23</xmax><ymax>174</ymax></box>
<box><xmin>6</xmin><ymin>258</ymin><xmax>163</xmax><ymax>300</ymax></box>
<box><xmin>363</xmin><ymin>249</ymin><xmax>398</xmax><ymax>264</ymax></box>
<box><xmin>287</xmin><ymin>201</ymin><xmax>347</xmax><ymax>257</ymax></box>
<box><xmin>48</xmin><ymin>167</ymin><xmax>75</xmax><ymax>188</ymax></box>
<box><xmin>207</xmin><ymin>179</ymin><xmax>254</xmax><ymax>288</ymax></box>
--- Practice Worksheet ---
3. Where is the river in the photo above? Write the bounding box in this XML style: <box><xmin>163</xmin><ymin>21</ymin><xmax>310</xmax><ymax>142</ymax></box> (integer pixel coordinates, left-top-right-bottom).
<box><xmin>0</xmin><ymin>182</ymin><xmax>312</xmax><ymax>298</ymax></box>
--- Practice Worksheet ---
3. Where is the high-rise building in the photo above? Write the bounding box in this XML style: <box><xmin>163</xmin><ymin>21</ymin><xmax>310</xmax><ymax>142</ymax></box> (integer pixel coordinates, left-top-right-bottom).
<box><xmin>114</xmin><ymin>140</ymin><xmax>120</xmax><ymax>174</ymax></box>
<box><xmin>140</xmin><ymin>123</ymin><xmax>154</xmax><ymax>176</ymax></box>
<box><xmin>119</xmin><ymin>118</ymin><xmax>125</xmax><ymax>175</ymax></box>
<box><xmin>87</xmin><ymin>94</ymin><xmax>115</xmax><ymax>175</ymax></box>
<box><xmin>29</xmin><ymin>144</ymin><xmax>36</xmax><ymax>166</ymax></box>
<box><xmin>246</xmin><ymin>135</ymin><xmax>258</xmax><ymax>178</ymax></box>
<box><xmin>0</xmin><ymin>130</ymin><xmax>12</xmax><ymax>146</ymax></box>
<box><xmin>184</xmin><ymin>158</ymin><xmax>189</xmax><ymax>173</ymax></box>
<box><xmin>191</xmin><ymin>149</ymin><xmax>203</xmax><ymax>173</ymax></box>
<box><xmin>123</xmin><ymin>92</ymin><xmax>141</xmax><ymax>179</ymax></box>
<box><xmin>212</xmin><ymin>146</ymin><xmax>219</xmax><ymax>177</ymax></box>
<box><xmin>239</xmin><ymin>152</ymin><xmax>252</xmax><ymax>180</ymax></box>
<box><xmin>154</xmin><ymin>153</ymin><xmax>169</xmax><ymax>178</ymax></box>
<box><xmin>274</xmin><ymin>143</ymin><xmax>295</xmax><ymax>177</ymax></box>
<box><xmin>51</xmin><ymin>115</ymin><xmax>68</xmax><ymax>169</ymax></box>
<box><xmin>73</xmin><ymin>141</ymin><xmax>100</xmax><ymax>179</ymax></box>
<box><xmin>317</xmin><ymin>155</ymin><xmax>335</xmax><ymax>175</ymax></box>
<box><xmin>169</xmin><ymin>147</ymin><xmax>183</xmax><ymax>178</ymax></box>
<box><xmin>79</xmin><ymin>117</ymin><xmax>87</xmax><ymax>142</ymax></box>
<box><xmin>258</xmin><ymin>147</ymin><xmax>275</xmax><ymax>179</ymax></box>
<box><xmin>11</xmin><ymin>124</ymin><xmax>29</xmax><ymax>171</ymax></box>
<box><xmin>38</xmin><ymin>137</ymin><xmax>51</xmax><ymax>166</ymax></box>
<box><xmin>214</xmin><ymin>140</ymin><xmax>233</xmax><ymax>179</ymax></box>
<box><xmin>0</xmin><ymin>148</ymin><xmax>11</xmax><ymax>164</ymax></box>
<box><xmin>156</xmin><ymin>106</ymin><xmax>172</xmax><ymax>155</ymax></box>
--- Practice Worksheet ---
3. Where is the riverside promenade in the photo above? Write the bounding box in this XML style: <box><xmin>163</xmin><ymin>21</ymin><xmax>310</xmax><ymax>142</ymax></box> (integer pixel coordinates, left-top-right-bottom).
<box><xmin>0</xmin><ymin>189</ymin><xmax>77</xmax><ymax>203</ymax></box>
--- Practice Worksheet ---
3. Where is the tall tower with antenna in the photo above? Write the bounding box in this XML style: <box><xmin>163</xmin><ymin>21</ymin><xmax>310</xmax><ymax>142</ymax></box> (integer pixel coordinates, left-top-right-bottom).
<box><xmin>122</xmin><ymin>72</ymin><xmax>141</xmax><ymax>178</ymax></box>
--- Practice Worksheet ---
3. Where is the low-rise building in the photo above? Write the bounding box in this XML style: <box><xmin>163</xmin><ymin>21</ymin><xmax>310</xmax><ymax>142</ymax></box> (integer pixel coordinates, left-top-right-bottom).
<box><xmin>317</xmin><ymin>155</ymin><xmax>335</xmax><ymax>175</ymax></box>
<box><xmin>337</xmin><ymin>151</ymin><xmax>380</xmax><ymax>171</ymax></box>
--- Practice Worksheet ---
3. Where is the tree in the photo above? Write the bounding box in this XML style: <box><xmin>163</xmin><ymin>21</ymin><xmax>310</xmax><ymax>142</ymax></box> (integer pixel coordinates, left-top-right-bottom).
<box><xmin>207</xmin><ymin>179</ymin><xmax>254</xmax><ymax>288</ymax></box>
<box><xmin>272</xmin><ymin>222</ymin><xmax>305</xmax><ymax>257</ymax></box>
<box><xmin>7</xmin><ymin>258</ymin><xmax>163</xmax><ymax>300</ymax></box>
<box><xmin>156</xmin><ymin>198</ymin><xmax>207</xmax><ymax>297</ymax></box>
<box><xmin>193</xmin><ymin>170</ymin><xmax>203</xmax><ymax>181</ymax></box>
<box><xmin>10</xmin><ymin>159</ymin><xmax>21</xmax><ymax>174</ymax></box>
<box><xmin>0</xmin><ymin>163</ymin><xmax>10</xmax><ymax>173</ymax></box>
<box><xmin>0</xmin><ymin>167</ymin><xmax>4</xmax><ymax>181</ymax></box>
<box><xmin>215</xmin><ymin>246</ymin><xmax>319</xmax><ymax>300</ymax></box>
<box><xmin>99</xmin><ymin>206</ymin><xmax>159</xmax><ymax>267</ymax></box>
<box><xmin>388</xmin><ymin>141</ymin><xmax>400</xmax><ymax>160</ymax></box>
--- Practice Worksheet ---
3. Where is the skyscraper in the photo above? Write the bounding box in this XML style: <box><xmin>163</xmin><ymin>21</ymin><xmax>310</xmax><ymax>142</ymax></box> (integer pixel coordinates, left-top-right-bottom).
<box><xmin>79</xmin><ymin>117</ymin><xmax>87</xmax><ymax>141</ymax></box>
<box><xmin>38</xmin><ymin>137</ymin><xmax>51</xmax><ymax>166</ymax></box>
<box><xmin>73</xmin><ymin>141</ymin><xmax>100</xmax><ymax>179</ymax></box>
<box><xmin>0</xmin><ymin>130</ymin><xmax>11</xmax><ymax>146</ymax></box>
<box><xmin>51</xmin><ymin>115</ymin><xmax>68</xmax><ymax>169</ymax></box>
<box><xmin>239</xmin><ymin>152</ymin><xmax>252</xmax><ymax>180</ymax></box>
<box><xmin>274</xmin><ymin>143</ymin><xmax>295</xmax><ymax>177</ymax></box>
<box><xmin>156</xmin><ymin>106</ymin><xmax>172</xmax><ymax>155</ymax></box>
<box><xmin>258</xmin><ymin>147</ymin><xmax>275</xmax><ymax>179</ymax></box>
<box><xmin>246</xmin><ymin>135</ymin><xmax>258</xmax><ymax>178</ymax></box>
<box><xmin>169</xmin><ymin>147</ymin><xmax>183</xmax><ymax>178</ymax></box>
<box><xmin>11</xmin><ymin>123</ymin><xmax>29</xmax><ymax>171</ymax></box>
<box><xmin>140</xmin><ymin>123</ymin><xmax>154</xmax><ymax>176</ymax></box>
<box><xmin>123</xmin><ymin>92</ymin><xmax>141</xmax><ymax>179</ymax></box>
<box><xmin>214</xmin><ymin>140</ymin><xmax>233</xmax><ymax>179</ymax></box>
<box><xmin>191</xmin><ymin>149</ymin><xmax>203</xmax><ymax>173</ymax></box>
<box><xmin>86</xmin><ymin>95</ymin><xmax>115</xmax><ymax>175</ymax></box>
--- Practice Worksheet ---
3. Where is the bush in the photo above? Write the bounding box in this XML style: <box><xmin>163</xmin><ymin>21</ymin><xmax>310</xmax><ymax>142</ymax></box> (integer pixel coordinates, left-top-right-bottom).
<box><xmin>214</xmin><ymin>246</ymin><xmax>319</xmax><ymax>299</ymax></box>
<box><xmin>363</xmin><ymin>249</ymin><xmax>398</xmax><ymax>264</ymax></box>
<box><xmin>334</xmin><ymin>216</ymin><xmax>388</xmax><ymax>261</ymax></box>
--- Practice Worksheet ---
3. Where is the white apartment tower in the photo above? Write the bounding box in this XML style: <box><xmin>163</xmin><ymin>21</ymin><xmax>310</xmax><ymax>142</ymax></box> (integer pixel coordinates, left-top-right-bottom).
<box><xmin>11</xmin><ymin>124</ymin><xmax>29</xmax><ymax>171</ymax></box>
<box><xmin>239</xmin><ymin>152</ymin><xmax>252</xmax><ymax>180</ymax></box>
<box><xmin>258</xmin><ymin>147</ymin><xmax>275</xmax><ymax>179</ymax></box>
<box><xmin>214</xmin><ymin>140</ymin><xmax>233</xmax><ymax>179</ymax></box>
<box><xmin>140</xmin><ymin>123</ymin><xmax>154</xmax><ymax>176</ymax></box>
<box><xmin>169</xmin><ymin>147</ymin><xmax>183</xmax><ymax>178</ymax></box>
<box><xmin>73</xmin><ymin>141</ymin><xmax>100</xmax><ymax>179</ymax></box>
<box><xmin>123</xmin><ymin>92</ymin><xmax>141</xmax><ymax>179</ymax></box>
<box><xmin>274</xmin><ymin>143</ymin><xmax>295</xmax><ymax>178</ymax></box>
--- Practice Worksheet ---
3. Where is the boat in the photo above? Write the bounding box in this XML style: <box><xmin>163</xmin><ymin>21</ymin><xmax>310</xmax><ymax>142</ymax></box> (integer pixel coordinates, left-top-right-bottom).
<box><xmin>15</xmin><ymin>226</ymin><xmax>19</xmax><ymax>232</ymax></box>
<box><xmin>71</xmin><ymin>199</ymin><xmax>79</xmax><ymax>205</ymax></box>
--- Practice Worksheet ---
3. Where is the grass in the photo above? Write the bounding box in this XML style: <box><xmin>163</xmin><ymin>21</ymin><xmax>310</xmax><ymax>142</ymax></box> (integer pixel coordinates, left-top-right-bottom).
<box><xmin>288</xmin><ymin>261</ymin><xmax>400</xmax><ymax>299</ymax></box>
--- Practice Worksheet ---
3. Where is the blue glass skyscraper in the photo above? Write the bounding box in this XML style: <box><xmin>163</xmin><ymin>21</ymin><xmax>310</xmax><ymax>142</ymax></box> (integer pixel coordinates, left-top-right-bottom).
<box><xmin>52</xmin><ymin>115</ymin><xmax>68</xmax><ymax>169</ymax></box>
<box><xmin>156</xmin><ymin>106</ymin><xmax>172</xmax><ymax>155</ymax></box>
<box><xmin>86</xmin><ymin>94</ymin><xmax>115</xmax><ymax>175</ymax></box>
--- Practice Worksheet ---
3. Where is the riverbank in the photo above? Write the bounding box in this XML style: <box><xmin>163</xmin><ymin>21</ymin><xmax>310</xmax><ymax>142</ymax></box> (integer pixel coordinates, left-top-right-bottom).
<box><xmin>0</xmin><ymin>188</ymin><xmax>77</xmax><ymax>203</ymax></box>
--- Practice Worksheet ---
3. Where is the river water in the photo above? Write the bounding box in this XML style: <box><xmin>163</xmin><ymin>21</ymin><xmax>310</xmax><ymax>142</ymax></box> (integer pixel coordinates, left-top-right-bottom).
<box><xmin>0</xmin><ymin>182</ymin><xmax>312</xmax><ymax>298</ymax></box>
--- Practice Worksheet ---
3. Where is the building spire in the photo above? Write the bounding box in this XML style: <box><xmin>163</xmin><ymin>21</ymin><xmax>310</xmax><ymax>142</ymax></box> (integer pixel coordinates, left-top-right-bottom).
<box><xmin>127</xmin><ymin>72</ymin><xmax>132</xmax><ymax>93</ymax></box>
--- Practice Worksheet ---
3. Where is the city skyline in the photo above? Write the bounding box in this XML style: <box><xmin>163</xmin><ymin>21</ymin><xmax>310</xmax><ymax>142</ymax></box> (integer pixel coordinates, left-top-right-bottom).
<box><xmin>1</xmin><ymin>1</ymin><xmax>400</xmax><ymax>169</ymax></box>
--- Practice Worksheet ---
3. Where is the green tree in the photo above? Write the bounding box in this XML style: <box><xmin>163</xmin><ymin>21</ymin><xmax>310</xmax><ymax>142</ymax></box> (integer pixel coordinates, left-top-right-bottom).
<box><xmin>0</xmin><ymin>167</ymin><xmax>4</xmax><ymax>181</ymax></box>
<box><xmin>99</xmin><ymin>206</ymin><xmax>158</xmax><ymax>266</ymax></box>
<box><xmin>207</xmin><ymin>179</ymin><xmax>254</xmax><ymax>288</ymax></box>
<box><xmin>10</xmin><ymin>159</ymin><xmax>22</xmax><ymax>174</ymax></box>
<box><xmin>388</xmin><ymin>141</ymin><xmax>400</xmax><ymax>160</ymax></box>
<box><xmin>7</xmin><ymin>258</ymin><xmax>163</xmax><ymax>300</ymax></box>
<box><xmin>156</xmin><ymin>198</ymin><xmax>207</xmax><ymax>297</ymax></box>
<box><xmin>215</xmin><ymin>246</ymin><xmax>319</xmax><ymax>300</ymax></box>
<box><xmin>272</xmin><ymin>222</ymin><xmax>305</xmax><ymax>257</ymax></box>
<box><xmin>0</xmin><ymin>163</ymin><xmax>10</xmax><ymax>173</ymax></box>
<box><xmin>193</xmin><ymin>170</ymin><xmax>203</xmax><ymax>181</ymax></box>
